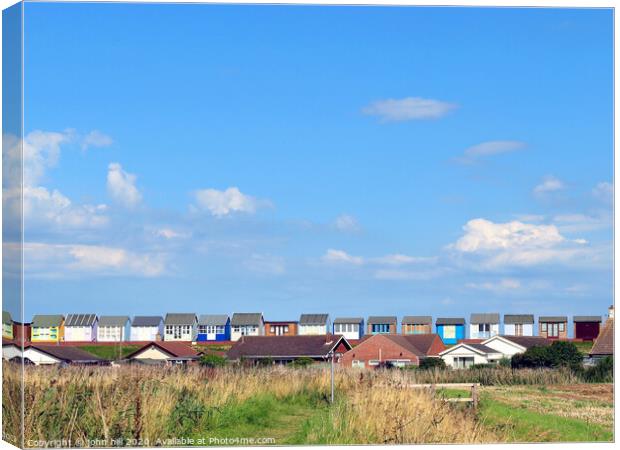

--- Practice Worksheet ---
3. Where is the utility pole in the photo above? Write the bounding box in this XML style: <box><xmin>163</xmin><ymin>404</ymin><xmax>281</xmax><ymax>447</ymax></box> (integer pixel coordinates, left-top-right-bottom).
<box><xmin>330</xmin><ymin>350</ymin><xmax>335</xmax><ymax>404</ymax></box>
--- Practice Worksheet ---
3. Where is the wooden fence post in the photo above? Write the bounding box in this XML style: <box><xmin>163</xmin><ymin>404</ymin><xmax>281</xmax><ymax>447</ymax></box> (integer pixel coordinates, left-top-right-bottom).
<box><xmin>472</xmin><ymin>384</ymin><xmax>478</xmax><ymax>411</ymax></box>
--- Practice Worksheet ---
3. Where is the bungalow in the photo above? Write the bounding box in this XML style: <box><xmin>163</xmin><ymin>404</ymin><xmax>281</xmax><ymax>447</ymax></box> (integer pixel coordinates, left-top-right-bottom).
<box><xmin>333</xmin><ymin>317</ymin><xmax>364</xmax><ymax>340</ymax></box>
<box><xmin>2</xmin><ymin>311</ymin><xmax>13</xmax><ymax>340</ymax></box>
<box><xmin>64</xmin><ymin>314</ymin><xmax>98</xmax><ymax>342</ymax></box>
<box><xmin>482</xmin><ymin>335</ymin><xmax>551</xmax><ymax>358</ymax></box>
<box><xmin>401</xmin><ymin>316</ymin><xmax>432</xmax><ymax>335</ymax></box>
<box><xmin>503</xmin><ymin>314</ymin><xmax>535</xmax><ymax>336</ymax></box>
<box><xmin>573</xmin><ymin>316</ymin><xmax>602</xmax><ymax>341</ymax></box>
<box><xmin>435</xmin><ymin>317</ymin><xmax>465</xmax><ymax>345</ymax></box>
<box><xmin>231</xmin><ymin>313</ymin><xmax>265</xmax><ymax>341</ymax></box>
<box><xmin>539</xmin><ymin>316</ymin><xmax>568</xmax><ymax>339</ymax></box>
<box><xmin>164</xmin><ymin>313</ymin><xmax>197</xmax><ymax>341</ymax></box>
<box><xmin>226</xmin><ymin>334</ymin><xmax>351</xmax><ymax>364</ymax></box>
<box><xmin>131</xmin><ymin>316</ymin><xmax>164</xmax><ymax>341</ymax></box>
<box><xmin>469</xmin><ymin>313</ymin><xmax>500</xmax><ymax>339</ymax></box>
<box><xmin>197</xmin><ymin>315</ymin><xmax>231</xmax><ymax>341</ymax></box>
<box><xmin>589</xmin><ymin>306</ymin><xmax>613</xmax><ymax>362</ymax></box>
<box><xmin>367</xmin><ymin>316</ymin><xmax>397</xmax><ymax>335</ymax></box>
<box><xmin>97</xmin><ymin>316</ymin><xmax>131</xmax><ymax>342</ymax></box>
<box><xmin>31</xmin><ymin>315</ymin><xmax>64</xmax><ymax>343</ymax></box>
<box><xmin>439</xmin><ymin>343</ymin><xmax>503</xmax><ymax>369</ymax></box>
<box><xmin>125</xmin><ymin>341</ymin><xmax>202</xmax><ymax>365</ymax></box>
<box><xmin>298</xmin><ymin>314</ymin><xmax>330</xmax><ymax>335</ymax></box>
<box><xmin>264</xmin><ymin>320</ymin><xmax>298</xmax><ymax>337</ymax></box>
<box><xmin>3</xmin><ymin>343</ymin><xmax>105</xmax><ymax>365</ymax></box>
<box><xmin>341</xmin><ymin>334</ymin><xmax>445</xmax><ymax>369</ymax></box>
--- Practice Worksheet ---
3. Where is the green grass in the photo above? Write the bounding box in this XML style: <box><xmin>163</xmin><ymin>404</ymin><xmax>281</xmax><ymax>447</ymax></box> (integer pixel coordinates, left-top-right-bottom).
<box><xmin>478</xmin><ymin>395</ymin><xmax>613</xmax><ymax>442</ymax></box>
<box><xmin>573</xmin><ymin>341</ymin><xmax>594</xmax><ymax>355</ymax></box>
<box><xmin>79</xmin><ymin>344</ymin><xmax>141</xmax><ymax>360</ymax></box>
<box><xmin>437</xmin><ymin>388</ymin><xmax>471</xmax><ymax>399</ymax></box>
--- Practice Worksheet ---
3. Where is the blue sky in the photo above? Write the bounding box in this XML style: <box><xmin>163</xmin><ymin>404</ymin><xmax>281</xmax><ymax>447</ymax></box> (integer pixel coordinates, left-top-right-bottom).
<box><xmin>11</xmin><ymin>3</ymin><xmax>613</xmax><ymax>327</ymax></box>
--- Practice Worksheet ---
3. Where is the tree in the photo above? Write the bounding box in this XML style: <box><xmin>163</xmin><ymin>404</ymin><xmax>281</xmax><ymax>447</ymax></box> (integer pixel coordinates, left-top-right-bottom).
<box><xmin>418</xmin><ymin>358</ymin><xmax>446</xmax><ymax>370</ymax></box>
<box><xmin>511</xmin><ymin>341</ymin><xmax>583</xmax><ymax>371</ymax></box>
<box><xmin>199</xmin><ymin>354</ymin><xmax>227</xmax><ymax>368</ymax></box>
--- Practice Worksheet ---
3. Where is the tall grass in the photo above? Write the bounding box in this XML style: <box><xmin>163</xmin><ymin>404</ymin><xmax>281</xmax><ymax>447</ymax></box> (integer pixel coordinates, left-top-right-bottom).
<box><xmin>402</xmin><ymin>366</ymin><xmax>580</xmax><ymax>385</ymax></box>
<box><xmin>3</xmin><ymin>363</ymin><xmax>495</xmax><ymax>446</ymax></box>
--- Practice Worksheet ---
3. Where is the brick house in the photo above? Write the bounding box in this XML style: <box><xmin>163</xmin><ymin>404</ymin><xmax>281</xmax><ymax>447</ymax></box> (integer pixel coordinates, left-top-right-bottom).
<box><xmin>340</xmin><ymin>333</ymin><xmax>445</xmax><ymax>368</ymax></box>
<box><xmin>538</xmin><ymin>316</ymin><xmax>568</xmax><ymax>339</ymax></box>
<box><xmin>367</xmin><ymin>316</ymin><xmax>397</xmax><ymax>335</ymax></box>
<box><xmin>401</xmin><ymin>316</ymin><xmax>432</xmax><ymax>335</ymax></box>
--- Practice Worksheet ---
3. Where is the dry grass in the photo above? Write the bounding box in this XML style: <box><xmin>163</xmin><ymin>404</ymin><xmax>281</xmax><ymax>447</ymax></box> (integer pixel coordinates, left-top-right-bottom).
<box><xmin>3</xmin><ymin>363</ymin><xmax>495</xmax><ymax>447</ymax></box>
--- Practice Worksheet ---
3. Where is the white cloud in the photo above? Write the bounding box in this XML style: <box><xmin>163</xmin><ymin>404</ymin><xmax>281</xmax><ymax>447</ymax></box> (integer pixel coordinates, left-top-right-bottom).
<box><xmin>322</xmin><ymin>249</ymin><xmax>364</xmax><ymax>265</ymax></box>
<box><xmin>107</xmin><ymin>162</ymin><xmax>142</xmax><ymax>209</ymax></box>
<box><xmin>193</xmin><ymin>187</ymin><xmax>261</xmax><ymax>217</ymax></box>
<box><xmin>455</xmin><ymin>140</ymin><xmax>525</xmax><ymax>164</ymax></box>
<box><xmin>362</xmin><ymin>97</ymin><xmax>457</xmax><ymax>122</ymax></box>
<box><xmin>466</xmin><ymin>278</ymin><xmax>521</xmax><ymax>291</ymax></box>
<box><xmin>334</xmin><ymin>214</ymin><xmax>360</xmax><ymax>232</ymax></box>
<box><xmin>374</xmin><ymin>268</ymin><xmax>444</xmax><ymax>281</ymax></box>
<box><xmin>20</xmin><ymin>242</ymin><xmax>166</xmax><ymax>279</ymax></box>
<box><xmin>23</xmin><ymin>130</ymin><xmax>72</xmax><ymax>186</ymax></box>
<box><xmin>81</xmin><ymin>130</ymin><xmax>113</xmax><ymax>150</ymax></box>
<box><xmin>533</xmin><ymin>175</ymin><xmax>565</xmax><ymax>195</ymax></box>
<box><xmin>371</xmin><ymin>254</ymin><xmax>436</xmax><ymax>266</ymax></box>
<box><xmin>592</xmin><ymin>181</ymin><xmax>613</xmax><ymax>203</ymax></box>
<box><xmin>243</xmin><ymin>253</ymin><xmax>285</xmax><ymax>275</ymax></box>
<box><xmin>154</xmin><ymin>228</ymin><xmax>188</xmax><ymax>239</ymax></box>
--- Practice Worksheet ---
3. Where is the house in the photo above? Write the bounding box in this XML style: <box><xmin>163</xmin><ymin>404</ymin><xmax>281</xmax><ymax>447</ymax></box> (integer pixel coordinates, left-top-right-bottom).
<box><xmin>3</xmin><ymin>343</ymin><xmax>106</xmax><ymax>365</ymax></box>
<box><xmin>340</xmin><ymin>334</ymin><xmax>445</xmax><ymax>369</ymax></box>
<box><xmin>401</xmin><ymin>316</ymin><xmax>432</xmax><ymax>335</ymax></box>
<box><xmin>2</xmin><ymin>311</ymin><xmax>14</xmax><ymax>340</ymax></box>
<box><xmin>538</xmin><ymin>316</ymin><xmax>568</xmax><ymax>339</ymax></box>
<box><xmin>125</xmin><ymin>341</ymin><xmax>202</xmax><ymax>365</ymax></box>
<box><xmin>589</xmin><ymin>306</ymin><xmax>613</xmax><ymax>362</ymax></box>
<box><xmin>333</xmin><ymin>317</ymin><xmax>364</xmax><ymax>340</ymax></box>
<box><xmin>97</xmin><ymin>316</ymin><xmax>131</xmax><ymax>342</ymax></box>
<box><xmin>469</xmin><ymin>313</ymin><xmax>500</xmax><ymax>339</ymax></box>
<box><xmin>298</xmin><ymin>314</ymin><xmax>330</xmax><ymax>335</ymax></box>
<box><xmin>503</xmin><ymin>314</ymin><xmax>535</xmax><ymax>336</ymax></box>
<box><xmin>31</xmin><ymin>315</ymin><xmax>64</xmax><ymax>343</ymax></box>
<box><xmin>230</xmin><ymin>313</ymin><xmax>265</xmax><ymax>341</ymax></box>
<box><xmin>264</xmin><ymin>320</ymin><xmax>298</xmax><ymax>337</ymax></box>
<box><xmin>226</xmin><ymin>334</ymin><xmax>351</xmax><ymax>364</ymax></box>
<box><xmin>164</xmin><ymin>313</ymin><xmax>197</xmax><ymax>341</ymax></box>
<box><xmin>439</xmin><ymin>343</ymin><xmax>504</xmax><ymax>369</ymax></box>
<box><xmin>12</xmin><ymin>321</ymin><xmax>31</xmax><ymax>344</ymax></box>
<box><xmin>64</xmin><ymin>314</ymin><xmax>98</xmax><ymax>342</ymax></box>
<box><xmin>573</xmin><ymin>316</ymin><xmax>602</xmax><ymax>341</ymax></box>
<box><xmin>367</xmin><ymin>316</ymin><xmax>397</xmax><ymax>335</ymax></box>
<box><xmin>131</xmin><ymin>316</ymin><xmax>164</xmax><ymax>341</ymax></box>
<box><xmin>435</xmin><ymin>317</ymin><xmax>465</xmax><ymax>345</ymax></box>
<box><xmin>481</xmin><ymin>335</ymin><xmax>551</xmax><ymax>358</ymax></box>
<box><xmin>197</xmin><ymin>315</ymin><xmax>231</xmax><ymax>341</ymax></box>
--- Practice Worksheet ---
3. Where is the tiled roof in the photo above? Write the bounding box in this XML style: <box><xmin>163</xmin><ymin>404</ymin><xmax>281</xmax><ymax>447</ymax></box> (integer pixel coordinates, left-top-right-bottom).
<box><xmin>402</xmin><ymin>316</ymin><xmax>432</xmax><ymax>325</ymax></box>
<box><xmin>465</xmin><ymin>343</ymin><xmax>501</xmax><ymax>354</ymax></box>
<box><xmin>132</xmin><ymin>316</ymin><xmax>163</xmax><ymax>327</ymax></box>
<box><xmin>499</xmin><ymin>335</ymin><xmax>552</xmax><ymax>349</ymax></box>
<box><xmin>231</xmin><ymin>313</ymin><xmax>263</xmax><ymax>326</ymax></box>
<box><xmin>65</xmin><ymin>314</ymin><xmax>97</xmax><ymax>327</ymax></box>
<box><xmin>31</xmin><ymin>345</ymin><xmax>104</xmax><ymax>362</ymax></box>
<box><xmin>99</xmin><ymin>316</ymin><xmax>130</xmax><ymax>327</ymax></box>
<box><xmin>227</xmin><ymin>335</ymin><xmax>350</xmax><ymax>360</ymax></box>
<box><xmin>573</xmin><ymin>316</ymin><xmax>602</xmax><ymax>323</ymax></box>
<box><xmin>198</xmin><ymin>315</ymin><xmax>229</xmax><ymax>326</ymax></box>
<box><xmin>470</xmin><ymin>313</ymin><xmax>500</xmax><ymax>324</ymax></box>
<box><xmin>367</xmin><ymin>316</ymin><xmax>397</xmax><ymax>325</ymax></box>
<box><xmin>590</xmin><ymin>318</ymin><xmax>613</xmax><ymax>356</ymax></box>
<box><xmin>539</xmin><ymin>316</ymin><xmax>567</xmax><ymax>323</ymax></box>
<box><xmin>385</xmin><ymin>334</ymin><xmax>442</xmax><ymax>356</ymax></box>
<box><xmin>126</xmin><ymin>342</ymin><xmax>201</xmax><ymax>359</ymax></box>
<box><xmin>333</xmin><ymin>317</ymin><xmax>363</xmax><ymax>324</ymax></box>
<box><xmin>436</xmin><ymin>317</ymin><xmax>465</xmax><ymax>325</ymax></box>
<box><xmin>32</xmin><ymin>315</ymin><xmax>64</xmax><ymax>328</ymax></box>
<box><xmin>299</xmin><ymin>314</ymin><xmax>329</xmax><ymax>325</ymax></box>
<box><xmin>164</xmin><ymin>313</ymin><xmax>197</xmax><ymax>326</ymax></box>
<box><xmin>504</xmin><ymin>314</ymin><xmax>534</xmax><ymax>324</ymax></box>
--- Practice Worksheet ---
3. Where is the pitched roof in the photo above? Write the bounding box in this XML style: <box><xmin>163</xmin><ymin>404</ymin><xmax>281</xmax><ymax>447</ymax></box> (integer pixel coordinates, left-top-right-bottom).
<box><xmin>126</xmin><ymin>341</ymin><xmax>201</xmax><ymax>359</ymax></box>
<box><xmin>231</xmin><ymin>313</ymin><xmax>263</xmax><ymax>326</ymax></box>
<box><xmin>385</xmin><ymin>334</ymin><xmax>443</xmax><ymax>356</ymax></box>
<box><xmin>98</xmin><ymin>316</ymin><xmax>130</xmax><ymax>327</ymax></box>
<box><xmin>440</xmin><ymin>343</ymin><xmax>501</xmax><ymax>356</ymax></box>
<box><xmin>2</xmin><ymin>311</ymin><xmax>13</xmax><ymax>324</ymax></box>
<box><xmin>367</xmin><ymin>316</ymin><xmax>397</xmax><ymax>325</ymax></box>
<box><xmin>436</xmin><ymin>317</ymin><xmax>465</xmax><ymax>325</ymax></box>
<box><xmin>299</xmin><ymin>314</ymin><xmax>329</xmax><ymax>326</ymax></box>
<box><xmin>198</xmin><ymin>314</ymin><xmax>229</xmax><ymax>326</ymax></box>
<box><xmin>495</xmin><ymin>335</ymin><xmax>552</xmax><ymax>349</ymax></box>
<box><xmin>32</xmin><ymin>315</ymin><xmax>64</xmax><ymax>328</ymax></box>
<box><xmin>164</xmin><ymin>313</ymin><xmax>197</xmax><ymax>326</ymax></box>
<box><xmin>65</xmin><ymin>314</ymin><xmax>97</xmax><ymax>327</ymax></box>
<box><xmin>539</xmin><ymin>316</ymin><xmax>567</xmax><ymax>323</ymax></box>
<box><xmin>470</xmin><ymin>313</ymin><xmax>500</xmax><ymax>324</ymax></box>
<box><xmin>504</xmin><ymin>314</ymin><xmax>534</xmax><ymax>324</ymax></box>
<box><xmin>333</xmin><ymin>317</ymin><xmax>363</xmax><ymax>324</ymax></box>
<box><xmin>227</xmin><ymin>335</ymin><xmax>350</xmax><ymax>360</ymax></box>
<box><xmin>573</xmin><ymin>316</ymin><xmax>602</xmax><ymax>323</ymax></box>
<box><xmin>30</xmin><ymin>345</ymin><xmax>104</xmax><ymax>363</ymax></box>
<box><xmin>132</xmin><ymin>316</ymin><xmax>163</xmax><ymax>327</ymax></box>
<box><xmin>590</xmin><ymin>318</ymin><xmax>613</xmax><ymax>356</ymax></box>
<box><xmin>402</xmin><ymin>316</ymin><xmax>432</xmax><ymax>325</ymax></box>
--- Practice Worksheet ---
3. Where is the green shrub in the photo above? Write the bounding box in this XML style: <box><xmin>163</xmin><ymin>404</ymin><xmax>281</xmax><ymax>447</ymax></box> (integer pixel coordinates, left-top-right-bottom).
<box><xmin>419</xmin><ymin>358</ymin><xmax>446</xmax><ymax>370</ymax></box>
<box><xmin>199</xmin><ymin>354</ymin><xmax>227</xmax><ymax>368</ymax></box>
<box><xmin>511</xmin><ymin>341</ymin><xmax>583</xmax><ymax>371</ymax></box>
<box><xmin>291</xmin><ymin>357</ymin><xmax>314</xmax><ymax>368</ymax></box>
<box><xmin>582</xmin><ymin>356</ymin><xmax>613</xmax><ymax>383</ymax></box>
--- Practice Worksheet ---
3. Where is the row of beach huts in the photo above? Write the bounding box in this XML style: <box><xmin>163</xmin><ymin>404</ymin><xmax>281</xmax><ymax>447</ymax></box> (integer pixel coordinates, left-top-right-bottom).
<box><xmin>2</xmin><ymin>310</ymin><xmax>609</xmax><ymax>345</ymax></box>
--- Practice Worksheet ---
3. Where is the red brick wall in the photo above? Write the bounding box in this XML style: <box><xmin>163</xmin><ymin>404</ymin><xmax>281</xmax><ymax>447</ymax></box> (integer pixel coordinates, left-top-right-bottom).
<box><xmin>340</xmin><ymin>335</ymin><xmax>420</xmax><ymax>368</ymax></box>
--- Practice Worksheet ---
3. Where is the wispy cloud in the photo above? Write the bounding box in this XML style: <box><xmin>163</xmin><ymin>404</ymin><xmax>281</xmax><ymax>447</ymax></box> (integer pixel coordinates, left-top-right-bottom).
<box><xmin>533</xmin><ymin>175</ymin><xmax>565</xmax><ymax>195</ymax></box>
<box><xmin>107</xmin><ymin>162</ymin><xmax>143</xmax><ymax>209</ymax></box>
<box><xmin>592</xmin><ymin>181</ymin><xmax>613</xmax><ymax>204</ymax></box>
<box><xmin>192</xmin><ymin>187</ymin><xmax>269</xmax><ymax>217</ymax></box>
<box><xmin>322</xmin><ymin>249</ymin><xmax>364</xmax><ymax>265</ymax></box>
<box><xmin>81</xmin><ymin>130</ymin><xmax>113</xmax><ymax>150</ymax></box>
<box><xmin>334</xmin><ymin>214</ymin><xmax>360</xmax><ymax>232</ymax></box>
<box><xmin>466</xmin><ymin>278</ymin><xmax>521</xmax><ymax>291</ymax></box>
<box><xmin>454</xmin><ymin>140</ymin><xmax>526</xmax><ymax>164</ymax></box>
<box><xmin>243</xmin><ymin>253</ymin><xmax>286</xmax><ymax>275</ymax></box>
<box><xmin>362</xmin><ymin>97</ymin><xmax>457</xmax><ymax>122</ymax></box>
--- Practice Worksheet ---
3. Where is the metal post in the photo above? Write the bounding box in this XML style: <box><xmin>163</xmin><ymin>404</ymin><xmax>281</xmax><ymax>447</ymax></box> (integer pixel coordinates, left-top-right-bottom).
<box><xmin>330</xmin><ymin>351</ymin><xmax>335</xmax><ymax>404</ymax></box>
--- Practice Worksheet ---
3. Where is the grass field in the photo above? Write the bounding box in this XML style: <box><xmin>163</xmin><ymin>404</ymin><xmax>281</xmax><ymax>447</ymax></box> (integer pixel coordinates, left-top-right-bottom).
<box><xmin>78</xmin><ymin>344</ymin><xmax>141</xmax><ymax>360</ymax></box>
